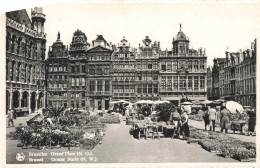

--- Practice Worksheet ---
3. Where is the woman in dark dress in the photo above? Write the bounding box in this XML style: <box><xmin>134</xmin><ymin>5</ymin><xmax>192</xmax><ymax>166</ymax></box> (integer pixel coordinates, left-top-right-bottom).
<box><xmin>248</xmin><ymin>108</ymin><xmax>256</xmax><ymax>135</ymax></box>
<box><xmin>202</xmin><ymin>106</ymin><xmax>209</xmax><ymax>131</ymax></box>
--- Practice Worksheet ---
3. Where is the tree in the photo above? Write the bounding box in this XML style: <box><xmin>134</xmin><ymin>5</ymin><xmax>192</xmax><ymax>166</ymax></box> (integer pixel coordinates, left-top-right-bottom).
<box><xmin>155</xmin><ymin>103</ymin><xmax>176</xmax><ymax>122</ymax></box>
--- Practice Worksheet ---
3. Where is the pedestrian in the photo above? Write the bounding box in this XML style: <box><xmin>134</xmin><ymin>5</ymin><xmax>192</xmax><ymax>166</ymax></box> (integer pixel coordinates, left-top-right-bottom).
<box><xmin>13</xmin><ymin>108</ymin><xmax>17</xmax><ymax>119</ymax></box>
<box><xmin>220</xmin><ymin>105</ymin><xmax>230</xmax><ymax>133</ymax></box>
<box><xmin>7</xmin><ymin>109</ymin><xmax>14</xmax><ymax>127</ymax></box>
<box><xmin>248</xmin><ymin>108</ymin><xmax>256</xmax><ymax>136</ymax></box>
<box><xmin>172</xmin><ymin>109</ymin><xmax>181</xmax><ymax>137</ymax></box>
<box><xmin>179</xmin><ymin>110</ymin><xmax>190</xmax><ymax>140</ymax></box>
<box><xmin>202</xmin><ymin>106</ymin><xmax>209</xmax><ymax>131</ymax></box>
<box><xmin>208</xmin><ymin>104</ymin><xmax>217</xmax><ymax>131</ymax></box>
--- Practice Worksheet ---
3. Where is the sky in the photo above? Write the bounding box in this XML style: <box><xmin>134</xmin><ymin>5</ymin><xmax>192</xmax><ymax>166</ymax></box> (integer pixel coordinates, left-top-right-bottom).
<box><xmin>24</xmin><ymin>3</ymin><xmax>260</xmax><ymax>66</ymax></box>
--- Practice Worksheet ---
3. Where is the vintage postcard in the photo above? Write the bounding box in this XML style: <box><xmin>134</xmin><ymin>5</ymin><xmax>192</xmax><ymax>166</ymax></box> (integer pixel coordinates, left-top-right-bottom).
<box><xmin>1</xmin><ymin>1</ymin><xmax>259</xmax><ymax>167</ymax></box>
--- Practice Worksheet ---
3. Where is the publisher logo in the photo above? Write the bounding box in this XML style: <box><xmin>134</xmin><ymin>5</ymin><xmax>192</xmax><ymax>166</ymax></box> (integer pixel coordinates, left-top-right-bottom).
<box><xmin>16</xmin><ymin>153</ymin><xmax>25</xmax><ymax>161</ymax></box>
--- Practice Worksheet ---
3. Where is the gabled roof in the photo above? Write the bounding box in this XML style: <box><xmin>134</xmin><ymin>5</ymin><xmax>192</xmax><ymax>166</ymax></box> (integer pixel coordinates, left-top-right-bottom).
<box><xmin>6</xmin><ymin>9</ymin><xmax>31</xmax><ymax>26</ymax></box>
<box><xmin>86</xmin><ymin>45</ymin><xmax>112</xmax><ymax>52</ymax></box>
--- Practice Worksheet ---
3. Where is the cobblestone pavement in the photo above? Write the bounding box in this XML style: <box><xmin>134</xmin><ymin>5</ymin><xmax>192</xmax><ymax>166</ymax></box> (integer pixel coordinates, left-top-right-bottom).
<box><xmin>6</xmin><ymin>117</ymin><xmax>238</xmax><ymax>163</ymax></box>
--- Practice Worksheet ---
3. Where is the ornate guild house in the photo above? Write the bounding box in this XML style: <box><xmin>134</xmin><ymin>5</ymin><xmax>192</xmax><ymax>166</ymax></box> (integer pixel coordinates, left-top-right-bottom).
<box><xmin>159</xmin><ymin>25</ymin><xmax>207</xmax><ymax>105</ymax></box>
<box><xmin>6</xmin><ymin>8</ymin><xmax>46</xmax><ymax>114</ymax></box>
<box><xmin>6</xmin><ymin>9</ymin><xmax>210</xmax><ymax>112</ymax></box>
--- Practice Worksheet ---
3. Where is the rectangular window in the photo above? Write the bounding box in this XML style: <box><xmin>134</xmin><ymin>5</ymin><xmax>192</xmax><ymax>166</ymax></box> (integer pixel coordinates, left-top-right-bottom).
<box><xmin>90</xmin><ymin>81</ymin><xmax>95</xmax><ymax>91</ymax></box>
<box><xmin>194</xmin><ymin>61</ymin><xmax>198</xmax><ymax>72</ymax></box>
<box><xmin>137</xmin><ymin>85</ymin><xmax>142</xmax><ymax>93</ymax></box>
<box><xmin>173</xmin><ymin>76</ymin><xmax>178</xmax><ymax>89</ymax></box>
<box><xmin>167</xmin><ymin>76</ymin><xmax>172</xmax><ymax>90</ymax></box>
<box><xmin>194</xmin><ymin>76</ymin><xmax>199</xmax><ymax>90</ymax></box>
<box><xmin>148</xmin><ymin>64</ymin><xmax>152</xmax><ymax>69</ymax></box>
<box><xmin>161</xmin><ymin>64</ymin><xmax>166</xmax><ymax>71</ymax></box>
<box><xmin>167</xmin><ymin>63</ymin><xmax>172</xmax><ymax>72</ymax></box>
<box><xmin>82</xmin><ymin>65</ymin><xmax>85</xmax><ymax>73</ymax></box>
<box><xmin>200</xmin><ymin>76</ymin><xmax>205</xmax><ymax>89</ymax></box>
<box><xmin>148</xmin><ymin>84</ymin><xmax>153</xmax><ymax>93</ymax></box>
<box><xmin>188</xmin><ymin>60</ymin><xmax>193</xmax><ymax>71</ymax></box>
<box><xmin>89</xmin><ymin>66</ymin><xmax>95</xmax><ymax>75</ymax></box>
<box><xmin>200</xmin><ymin>60</ymin><xmax>204</xmax><ymax>71</ymax></box>
<box><xmin>105</xmin><ymin>80</ymin><xmax>110</xmax><ymax>91</ymax></box>
<box><xmin>161</xmin><ymin>76</ymin><xmax>166</xmax><ymax>89</ymax></box>
<box><xmin>71</xmin><ymin>66</ymin><xmax>75</xmax><ymax>73</ymax></box>
<box><xmin>180</xmin><ymin>76</ymin><xmax>186</xmax><ymax>90</ymax></box>
<box><xmin>153</xmin><ymin>84</ymin><xmax>158</xmax><ymax>93</ymax></box>
<box><xmin>97</xmin><ymin>81</ymin><xmax>102</xmax><ymax>91</ymax></box>
<box><xmin>143</xmin><ymin>84</ymin><xmax>147</xmax><ymax>93</ymax></box>
<box><xmin>188</xmin><ymin>76</ymin><xmax>192</xmax><ymax>89</ymax></box>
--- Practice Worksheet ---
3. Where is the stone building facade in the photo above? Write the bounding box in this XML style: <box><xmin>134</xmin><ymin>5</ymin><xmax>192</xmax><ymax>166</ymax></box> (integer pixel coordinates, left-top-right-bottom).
<box><xmin>6</xmin><ymin>8</ymin><xmax>46</xmax><ymax>114</ymax></box>
<box><xmin>159</xmin><ymin>26</ymin><xmax>207</xmax><ymax>106</ymax></box>
<box><xmin>112</xmin><ymin>37</ymin><xmax>136</xmax><ymax>101</ymax></box>
<box><xmin>86</xmin><ymin>35</ymin><xmax>113</xmax><ymax>111</ymax></box>
<box><xmin>46</xmin><ymin>32</ymin><xmax>69</xmax><ymax>108</ymax></box>
<box><xmin>209</xmin><ymin>39</ymin><xmax>256</xmax><ymax>107</ymax></box>
<box><xmin>136</xmin><ymin>36</ymin><xmax>160</xmax><ymax>101</ymax></box>
<box><xmin>47</xmin><ymin>32</ymin><xmax>113</xmax><ymax>111</ymax></box>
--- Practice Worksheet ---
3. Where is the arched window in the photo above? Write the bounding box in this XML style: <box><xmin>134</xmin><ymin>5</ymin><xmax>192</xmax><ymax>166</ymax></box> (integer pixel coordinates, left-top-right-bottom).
<box><xmin>24</xmin><ymin>64</ymin><xmax>27</xmax><ymax>83</ymax></box>
<box><xmin>6</xmin><ymin>60</ymin><xmax>9</xmax><ymax>80</ymax></box>
<box><xmin>6</xmin><ymin>33</ymin><xmax>10</xmax><ymax>51</ymax></box>
<box><xmin>17</xmin><ymin>62</ymin><xmax>21</xmax><ymax>81</ymax></box>
<box><xmin>11</xmin><ymin>61</ymin><xmax>15</xmax><ymax>81</ymax></box>
<box><xmin>17</xmin><ymin>37</ymin><xmax>22</xmax><ymax>54</ymax></box>
<box><xmin>11</xmin><ymin>35</ymin><xmax>16</xmax><ymax>53</ymax></box>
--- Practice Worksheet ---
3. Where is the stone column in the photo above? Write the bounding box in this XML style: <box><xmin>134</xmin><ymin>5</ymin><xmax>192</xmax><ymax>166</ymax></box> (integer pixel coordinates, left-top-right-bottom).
<box><xmin>94</xmin><ymin>99</ymin><xmax>98</xmax><ymax>112</ymax></box>
<box><xmin>102</xmin><ymin>80</ymin><xmax>105</xmax><ymax>92</ymax></box>
<box><xmin>177</xmin><ymin>76</ymin><xmax>180</xmax><ymax>91</ymax></box>
<box><xmin>9</xmin><ymin>90</ymin><xmax>13</xmax><ymax>110</ymax></box>
<box><xmin>19</xmin><ymin>90</ymin><xmax>22</xmax><ymax>108</ymax></box>
<box><xmin>192</xmin><ymin>76</ymin><xmax>194</xmax><ymax>91</ymax></box>
<box><xmin>101</xmin><ymin>98</ymin><xmax>105</xmax><ymax>112</ymax></box>
<box><xmin>110</xmin><ymin>80</ymin><xmax>112</xmax><ymax>94</ymax></box>
<box><xmin>43</xmin><ymin>91</ymin><xmax>46</xmax><ymax>108</ymax></box>
<box><xmin>35</xmin><ymin>94</ymin><xmax>38</xmax><ymax>112</ymax></box>
<box><xmin>86</xmin><ymin>97</ymin><xmax>90</xmax><ymax>109</ymax></box>
<box><xmin>28</xmin><ymin>92</ymin><xmax>31</xmax><ymax>114</ymax></box>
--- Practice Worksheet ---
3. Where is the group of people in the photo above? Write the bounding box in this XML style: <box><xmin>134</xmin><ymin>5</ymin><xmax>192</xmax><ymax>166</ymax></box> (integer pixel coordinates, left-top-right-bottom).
<box><xmin>202</xmin><ymin>103</ymin><xmax>256</xmax><ymax>135</ymax></box>
<box><xmin>170</xmin><ymin>106</ymin><xmax>190</xmax><ymax>139</ymax></box>
<box><xmin>202</xmin><ymin>104</ymin><xmax>233</xmax><ymax>133</ymax></box>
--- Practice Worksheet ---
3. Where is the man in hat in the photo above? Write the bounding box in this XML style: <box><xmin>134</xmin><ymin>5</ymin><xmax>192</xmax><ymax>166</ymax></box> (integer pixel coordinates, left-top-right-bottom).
<box><xmin>179</xmin><ymin>109</ymin><xmax>190</xmax><ymax>139</ymax></box>
<box><xmin>220</xmin><ymin>104</ymin><xmax>230</xmax><ymax>133</ymax></box>
<box><xmin>7</xmin><ymin>109</ymin><xmax>14</xmax><ymax>127</ymax></box>
<box><xmin>208</xmin><ymin>104</ymin><xmax>217</xmax><ymax>131</ymax></box>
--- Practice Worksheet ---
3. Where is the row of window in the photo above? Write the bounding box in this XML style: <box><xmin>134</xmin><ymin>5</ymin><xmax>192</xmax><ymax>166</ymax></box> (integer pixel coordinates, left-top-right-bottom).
<box><xmin>49</xmin><ymin>66</ymin><xmax>67</xmax><ymax>72</ymax></box>
<box><xmin>161</xmin><ymin>76</ymin><xmax>205</xmax><ymax>90</ymax></box>
<box><xmin>137</xmin><ymin>84</ymin><xmax>158</xmax><ymax>94</ymax></box>
<box><xmin>113</xmin><ymin>85</ymin><xmax>135</xmax><ymax>93</ymax></box>
<box><xmin>88</xmin><ymin>55</ymin><xmax>111</xmax><ymax>61</ymax></box>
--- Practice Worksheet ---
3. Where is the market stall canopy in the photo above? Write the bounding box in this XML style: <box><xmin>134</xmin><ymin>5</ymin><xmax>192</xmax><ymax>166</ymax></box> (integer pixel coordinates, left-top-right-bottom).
<box><xmin>201</xmin><ymin>100</ymin><xmax>213</xmax><ymax>104</ymax></box>
<box><xmin>181</xmin><ymin>101</ymin><xmax>193</xmax><ymax>105</ymax></box>
<box><xmin>226</xmin><ymin>101</ymin><xmax>244</xmax><ymax>114</ymax></box>
<box><xmin>215</xmin><ymin>99</ymin><xmax>225</xmax><ymax>102</ymax></box>
<box><xmin>118</xmin><ymin>100</ymin><xmax>130</xmax><ymax>104</ymax></box>
<box><xmin>135</xmin><ymin>100</ymin><xmax>154</xmax><ymax>104</ymax></box>
<box><xmin>154</xmin><ymin>100</ymin><xmax>170</xmax><ymax>104</ymax></box>
<box><xmin>192</xmin><ymin>100</ymin><xmax>202</xmax><ymax>105</ymax></box>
